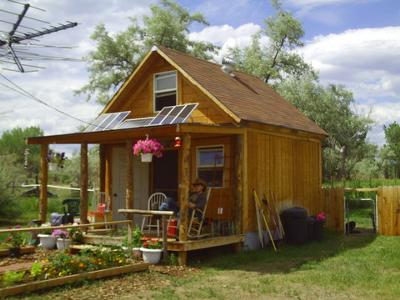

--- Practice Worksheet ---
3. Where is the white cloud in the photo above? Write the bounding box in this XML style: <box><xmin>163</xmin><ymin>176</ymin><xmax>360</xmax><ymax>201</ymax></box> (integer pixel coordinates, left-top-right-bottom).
<box><xmin>285</xmin><ymin>0</ymin><xmax>368</xmax><ymax>11</ymax></box>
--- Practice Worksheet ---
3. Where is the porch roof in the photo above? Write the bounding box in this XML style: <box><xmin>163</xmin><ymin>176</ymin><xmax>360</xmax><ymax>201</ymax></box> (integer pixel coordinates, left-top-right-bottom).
<box><xmin>27</xmin><ymin>123</ymin><xmax>245</xmax><ymax>145</ymax></box>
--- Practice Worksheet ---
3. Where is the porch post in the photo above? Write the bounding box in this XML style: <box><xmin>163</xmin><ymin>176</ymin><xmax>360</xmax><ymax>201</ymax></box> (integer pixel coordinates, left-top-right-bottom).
<box><xmin>99</xmin><ymin>144</ymin><xmax>105</xmax><ymax>203</ymax></box>
<box><xmin>125</xmin><ymin>140</ymin><xmax>134</xmax><ymax>219</ymax></box>
<box><xmin>80</xmin><ymin>143</ymin><xmax>89</xmax><ymax>224</ymax></box>
<box><xmin>234</xmin><ymin>135</ymin><xmax>244</xmax><ymax>235</ymax></box>
<box><xmin>39</xmin><ymin>144</ymin><xmax>48</xmax><ymax>223</ymax></box>
<box><xmin>179</xmin><ymin>134</ymin><xmax>191</xmax><ymax>242</ymax></box>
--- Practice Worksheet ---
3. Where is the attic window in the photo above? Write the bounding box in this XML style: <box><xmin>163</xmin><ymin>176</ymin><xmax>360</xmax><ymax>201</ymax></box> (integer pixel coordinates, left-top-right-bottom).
<box><xmin>154</xmin><ymin>71</ymin><xmax>177</xmax><ymax>112</ymax></box>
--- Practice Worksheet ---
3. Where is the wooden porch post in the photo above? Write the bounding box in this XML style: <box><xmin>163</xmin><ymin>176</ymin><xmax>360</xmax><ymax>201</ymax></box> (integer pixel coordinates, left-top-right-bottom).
<box><xmin>178</xmin><ymin>133</ymin><xmax>191</xmax><ymax>265</ymax></box>
<box><xmin>99</xmin><ymin>144</ymin><xmax>106</xmax><ymax>203</ymax></box>
<box><xmin>125</xmin><ymin>140</ymin><xmax>134</xmax><ymax>219</ymax></box>
<box><xmin>80</xmin><ymin>143</ymin><xmax>89</xmax><ymax>224</ymax></box>
<box><xmin>39</xmin><ymin>144</ymin><xmax>48</xmax><ymax>223</ymax></box>
<box><xmin>234</xmin><ymin>135</ymin><xmax>244</xmax><ymax>235</ymax></box>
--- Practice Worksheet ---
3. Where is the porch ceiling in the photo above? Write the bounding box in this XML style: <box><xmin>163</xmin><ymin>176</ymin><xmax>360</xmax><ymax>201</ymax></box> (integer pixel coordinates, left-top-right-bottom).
<box><xmin>27</xmin><ymin>123</ymin><xmax>245</xmax><ymax>145</ymax></box>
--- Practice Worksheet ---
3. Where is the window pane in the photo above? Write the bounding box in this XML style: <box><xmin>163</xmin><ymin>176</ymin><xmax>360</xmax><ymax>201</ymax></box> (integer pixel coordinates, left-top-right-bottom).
<box><xmin>155</xmin><ymin>73</ymin><xmax>176</xmax><ymax>91</ymax></box>
<box><xmin>198</xmin><ymin>169</ymin><xmax>223</xmax><ymax>187</ymax></box>
<box><xmin>155</xmin><ymin>92</ymin><xmax>176</xmax><ymax>111</ymax></box>
<box><xmin>198</xmin><ymin>148</ymin><xmax>224</xmax><ymax>166</ymax></box>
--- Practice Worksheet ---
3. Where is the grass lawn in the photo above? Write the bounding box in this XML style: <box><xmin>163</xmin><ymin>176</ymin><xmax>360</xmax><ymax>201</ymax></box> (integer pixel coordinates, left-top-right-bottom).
<box><xmin>7</xmin><ymin>231</ymin><xmax>400</xmax><ymax>300</ymax></box>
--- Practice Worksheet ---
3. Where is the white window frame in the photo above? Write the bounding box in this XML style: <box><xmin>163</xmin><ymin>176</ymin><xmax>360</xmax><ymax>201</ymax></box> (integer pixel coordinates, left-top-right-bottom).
<box><xmin>153</xmin><ymin>70</ymin><xmax>177</xmax><ymax>112</ymax></box>
<box><xmin>196</xmin><ymin>145</ymin><xmax>225</xmax><ymax>188</ymax></box>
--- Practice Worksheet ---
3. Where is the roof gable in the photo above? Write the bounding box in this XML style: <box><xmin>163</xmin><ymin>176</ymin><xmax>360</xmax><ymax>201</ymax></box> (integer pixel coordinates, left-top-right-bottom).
<box><xmin>103</xmin><ymin>45</ymin><xmax>326</xmax><ymax>136</ymax></box>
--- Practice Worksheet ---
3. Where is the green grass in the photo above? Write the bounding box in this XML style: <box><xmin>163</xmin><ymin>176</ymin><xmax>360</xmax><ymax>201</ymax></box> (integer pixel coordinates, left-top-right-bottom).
<box><xmin>347</xmin><ymin>207</ymin><xmax>374</xmax><ymax>228</ymax></box>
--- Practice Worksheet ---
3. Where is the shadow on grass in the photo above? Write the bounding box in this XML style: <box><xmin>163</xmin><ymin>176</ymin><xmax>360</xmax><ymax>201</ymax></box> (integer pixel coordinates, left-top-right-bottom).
<box><xmin>188</xmin><ymin>231</ymin><xmax>377</xmax><ymax>274</ymax></box>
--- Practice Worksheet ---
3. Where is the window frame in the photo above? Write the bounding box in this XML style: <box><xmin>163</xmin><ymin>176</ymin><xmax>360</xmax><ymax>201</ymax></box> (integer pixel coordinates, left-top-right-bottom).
<box><xmin>196</xmin><ymin>145</ymin><xmax>225</xmax><ymax>188</ymax></box>
<box><xmin>153</xmin><ymin>70</ymin><xmax>177</xmax><ymax>112</ymax></box>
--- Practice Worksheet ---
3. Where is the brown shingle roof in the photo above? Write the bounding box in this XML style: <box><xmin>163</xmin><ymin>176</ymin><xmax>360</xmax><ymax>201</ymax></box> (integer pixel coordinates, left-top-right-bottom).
<box><xmin>157</xmin><ymin>46</ymin><xmax>327</xmax><ymax>136</ymax></box>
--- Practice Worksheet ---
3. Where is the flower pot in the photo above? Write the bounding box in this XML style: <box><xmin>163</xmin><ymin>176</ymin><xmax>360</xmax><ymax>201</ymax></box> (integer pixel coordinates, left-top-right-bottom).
<box><xmin>140</xmin><ymin>247</ymin><xmax>162</xmax><ymax>264</ymax></box>
<box><xmin>56</xmin><ymin>238</ymin><xmax>72</xmax><ymax>250</ymax></box>
<box><xmin>132</xmin><ymin>247</ymin><xmax>141</xmax><ymax>258</ymax></box>
<box><xmin>37</xmin><ymin>234</ymin><xmax>56</xmax><ymax>250</ymax></box>
<box><xmin>141</xmin><ymin>153</ymin><xmax>153</xmax><ymax>163</ymax></box>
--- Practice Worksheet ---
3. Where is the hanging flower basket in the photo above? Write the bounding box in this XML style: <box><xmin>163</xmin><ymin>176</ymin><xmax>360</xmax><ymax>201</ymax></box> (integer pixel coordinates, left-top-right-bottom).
<box><xmin>133</xmin><ymin>137</ymin><xmax>164</xmax><ymax>163</ymax></box>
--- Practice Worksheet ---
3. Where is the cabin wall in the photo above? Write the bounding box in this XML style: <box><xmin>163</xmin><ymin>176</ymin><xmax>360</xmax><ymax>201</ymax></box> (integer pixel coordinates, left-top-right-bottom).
<box><xmin>106</xmin><ymin>56</ymin><xmax>233</xmax><ymax>125</ymax></box>
<box><xmin>244</xmin><ymin>129</ymin><xmax>323</xmax><ymax>232</ymax></box>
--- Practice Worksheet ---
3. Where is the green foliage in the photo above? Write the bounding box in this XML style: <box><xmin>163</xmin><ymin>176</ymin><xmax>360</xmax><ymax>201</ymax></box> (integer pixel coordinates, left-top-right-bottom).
<box><xmin>30</xmin><ymin>262</ymin><xmax>43</xmax><ymax>279</ymax></box>
<box><xmin>6</xmin><ymin>231</ymin><xmax>25</xmax><ymax>248</ymax></box>
<box><xmin>123</xmin><ymin>225</ymin><xmax>142</xmax><ymax>248</ymax></box>
<box><xmin>69</xmin><ymin>228</ymin><xmax>84</xmax><ymax>244</ymax></box>
<box><xmin>168</xmin><ymin>253</ymin><xmax>178</xmax><ymax>266</ymax></box>
<box><xmin>383</xmin><ymin>121</ymin><xmax>400</xmax><ymax>176</ymax></box>
<box><xmin>230</xmin><ymin>3</ymin><xmax>314</xmax><ymax>84</ymax></box>
<box><xmin>2</xmin><ymin>271</ymin><xmax>25</xmax><ymax>286</ymax></box>
<box><xmin>78</xmin><ymin>0</ymin><xmax>217</xmax><ymax>104</ymax></box>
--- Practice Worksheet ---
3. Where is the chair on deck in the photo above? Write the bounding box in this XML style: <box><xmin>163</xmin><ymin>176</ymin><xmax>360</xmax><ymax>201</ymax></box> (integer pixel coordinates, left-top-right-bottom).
<box><xmin>188</xmin><ymin>188</ymin><xmax>212</xmax><ymax>239</ymax></box>
<box><xmin>62</xmin><ymin>198</ymin><xmax>80</xmax><ymax>217</ymax></box>
<box><xmin>141</xmin><ymin>193</ymin><xmax>167</xmax><ymax>236</ymax></box>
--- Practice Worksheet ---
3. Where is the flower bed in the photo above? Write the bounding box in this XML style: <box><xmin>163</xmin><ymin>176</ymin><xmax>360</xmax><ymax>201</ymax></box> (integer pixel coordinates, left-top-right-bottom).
<box><xmin>0</xmin><ymin>246</ymin><xmax>148</xmax><ymax>297</ymax></box>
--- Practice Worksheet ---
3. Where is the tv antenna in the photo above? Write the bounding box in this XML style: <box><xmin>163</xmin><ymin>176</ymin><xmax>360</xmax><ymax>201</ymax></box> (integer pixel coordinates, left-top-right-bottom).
<box><xmin>0</xmin><ymin>0</ymin><xmax>78</xmax><ymax>73</ymax></box>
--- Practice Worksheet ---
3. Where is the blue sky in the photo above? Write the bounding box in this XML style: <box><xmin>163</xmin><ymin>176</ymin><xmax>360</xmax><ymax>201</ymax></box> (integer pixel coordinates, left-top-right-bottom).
<box><xmin>0</xmin><ymin>0</ymin><xmax>399</xmax><ymax>151</ymax></box>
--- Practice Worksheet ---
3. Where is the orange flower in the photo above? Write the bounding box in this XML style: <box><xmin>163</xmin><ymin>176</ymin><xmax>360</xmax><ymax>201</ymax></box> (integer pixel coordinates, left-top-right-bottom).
<box><xmin>79</xmin><ymin>263</ymin><xmax>85</xmax><ymax>268</ymax></box>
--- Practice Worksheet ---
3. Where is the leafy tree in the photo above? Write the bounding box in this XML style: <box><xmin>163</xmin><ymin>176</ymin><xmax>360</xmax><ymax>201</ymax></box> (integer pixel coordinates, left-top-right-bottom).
<box><xmin>79</xmin><ymin>0</ymin><xmax>217</xmax><ymax>104</ymax></box>
<box><xmin>383</xmin><ymin>122</ymin><xmax>400</xmax><ymax>176</ymax></box>
<box><xmin>0</xmin><ymin>126</ymin><xmax>43</xmax><ymax>182</ymax></box>
<box><xmin>230</xmin><ymin>0</ymin><xmax>315</xmax><ymax>84</ymax></box>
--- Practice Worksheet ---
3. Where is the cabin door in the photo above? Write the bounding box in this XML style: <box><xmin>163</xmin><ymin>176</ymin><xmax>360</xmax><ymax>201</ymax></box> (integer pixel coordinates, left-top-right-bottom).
<box><xmin>112</xmin><ymin>147</ymin><xmax>149</xmax><ymax>222</ymax></box>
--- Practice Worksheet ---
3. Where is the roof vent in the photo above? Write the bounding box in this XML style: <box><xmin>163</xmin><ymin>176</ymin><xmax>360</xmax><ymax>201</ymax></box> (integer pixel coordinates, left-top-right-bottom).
<box><xmin>221</xmin><ymin>57</ymin><xmax>235</xmax><ymax>77</ymax></box>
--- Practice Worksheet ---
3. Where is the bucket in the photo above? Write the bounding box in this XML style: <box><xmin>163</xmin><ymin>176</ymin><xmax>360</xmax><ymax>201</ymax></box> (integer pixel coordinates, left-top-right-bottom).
<box><xmin>167</xmin><ymin>219</ymin><xmax>177</xmax><ymax>237</ymax></box>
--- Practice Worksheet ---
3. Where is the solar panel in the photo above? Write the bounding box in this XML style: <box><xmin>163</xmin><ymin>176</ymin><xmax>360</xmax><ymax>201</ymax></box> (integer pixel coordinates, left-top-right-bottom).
<box><xmin>84</xmin><ymin>111</ymin><xmax>130</xmax><ymax>132</ymax></box>
<box><xmin>148</xmin><ymin>103</ymin><xmax>198</xmax><ymax>126</ymax></box>
<box><xmin>170</xmin><ymin>103</ymin><xmax>198</xmax><ymax>124</ymax></box>
<box><xmin>148</xmin><ymin>106</ymin><xmax>174</xmax><ymax>126</ymax></box>
<box><xmin>118</xmin><ymin>118</ymin><xmax>153</xmax><ymax>129</ymax></box>
<box><xmin>84</xmin><ymin>114</ymin><xmax>109</xmax><ymax>132</ymax></box>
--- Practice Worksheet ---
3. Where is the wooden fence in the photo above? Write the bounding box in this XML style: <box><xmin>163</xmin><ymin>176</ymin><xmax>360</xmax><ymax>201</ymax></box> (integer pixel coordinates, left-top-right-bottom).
<box><xmin>322</xmin><ymin>187</ymin><xmax>344</xmax><ymax>232</ymax></box>
<box><xmin>377</xmin><ymin>186</ymin><xmax>400</xmax><ymax>236</ymax></box>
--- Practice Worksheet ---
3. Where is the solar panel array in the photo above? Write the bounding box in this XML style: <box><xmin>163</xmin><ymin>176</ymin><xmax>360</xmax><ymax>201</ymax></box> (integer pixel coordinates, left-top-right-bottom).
<box><xmin>84</xmin><ymin>103</ymin><xmax>198</xmax><ymax>132</ymax></box>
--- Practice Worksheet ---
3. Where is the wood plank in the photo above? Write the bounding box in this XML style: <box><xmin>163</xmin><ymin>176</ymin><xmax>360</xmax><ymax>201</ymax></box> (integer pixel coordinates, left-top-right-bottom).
<box><xmin>0</xmin><ymin>263</ymin><xmax>149</xmax><ymax>298</ymax></box>
<box><xmin>80</xmin><ymin>143</ymin><xmax>89</xmax><ymax>224</ymax></box>
<box><xmin>118</xmin><ymin>209</ymin><xmax>173</xmax><ymax>216</ymax></box>
<box><xmin>233</xmin><ymin>135</ymin><xmax>244</xmax><ymax>234</ymax></box>
<box><xmin>39</xmin><ymin>144</ymin><xmax>48</xmax><ymax>223</ymax></box>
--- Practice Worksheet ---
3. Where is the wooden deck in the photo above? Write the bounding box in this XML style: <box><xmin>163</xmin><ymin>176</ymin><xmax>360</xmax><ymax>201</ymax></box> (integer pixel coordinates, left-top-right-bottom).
<box><xmin>167</xmin><ymin>235</ymin><xmax>244</xmax><ymax>252</ymax></box>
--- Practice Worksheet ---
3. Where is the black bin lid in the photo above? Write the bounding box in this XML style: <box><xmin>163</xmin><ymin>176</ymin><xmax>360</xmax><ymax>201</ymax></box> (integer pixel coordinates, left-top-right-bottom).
<box><xmin>281</xmin><ymin>207</ymin><xmax>308</xmax><ymax>219</ymax></box>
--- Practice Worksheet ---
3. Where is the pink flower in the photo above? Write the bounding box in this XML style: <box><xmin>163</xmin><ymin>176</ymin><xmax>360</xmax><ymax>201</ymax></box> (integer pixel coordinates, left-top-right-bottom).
<box><xmin>133</xmin><ymin>138</ymin><xmax>164</xmax><ymax>158</ymax></box>
<box><xmin>316</xmin><ymin>212</ymin><xmax>326</xmax><ymax>222</ymax></box>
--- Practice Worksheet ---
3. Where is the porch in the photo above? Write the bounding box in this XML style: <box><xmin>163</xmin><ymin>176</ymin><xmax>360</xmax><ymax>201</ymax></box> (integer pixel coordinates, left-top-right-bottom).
<box><xmin>27</xmin><ymin>123</ymin><xmax>246</xmax><ymax>264</ymax></box>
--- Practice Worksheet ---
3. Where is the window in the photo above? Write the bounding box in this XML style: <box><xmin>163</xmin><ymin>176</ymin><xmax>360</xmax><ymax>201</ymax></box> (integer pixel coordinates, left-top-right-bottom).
<box><xmin>154</xmin><ymin>71</ymin><xmax>177</xmax><ymax>111</ymax></box>
<box><xmin>197</xmin><ymin>146</ymin><xmax>224</xmax><ymax>187</ymax></box>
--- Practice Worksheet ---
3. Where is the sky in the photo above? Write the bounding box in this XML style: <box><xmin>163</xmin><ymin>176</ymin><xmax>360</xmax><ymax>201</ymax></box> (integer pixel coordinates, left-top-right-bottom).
<box><xmin>0</xmin><ymin>0</ymin><xmax>399</xmax><ymax>153</ymax></box>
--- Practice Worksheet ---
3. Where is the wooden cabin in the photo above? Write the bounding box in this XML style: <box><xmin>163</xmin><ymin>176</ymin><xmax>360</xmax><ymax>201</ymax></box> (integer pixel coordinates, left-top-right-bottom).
<box><xmin>28</xmin><ymin>45</ymin><xmax>327</xmax><ymax>264</ymax></box>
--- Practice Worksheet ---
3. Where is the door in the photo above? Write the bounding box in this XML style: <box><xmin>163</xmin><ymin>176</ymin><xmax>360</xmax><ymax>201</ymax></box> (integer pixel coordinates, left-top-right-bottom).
<box><xmin>112</xmin><ymin>147</ymin><xmax>150</xmax><ymax>222</ymax></box>
<box><xmin>152</xmin><ymin>150</ymin><xmax>178</xmax><ymax>200</ymax></box>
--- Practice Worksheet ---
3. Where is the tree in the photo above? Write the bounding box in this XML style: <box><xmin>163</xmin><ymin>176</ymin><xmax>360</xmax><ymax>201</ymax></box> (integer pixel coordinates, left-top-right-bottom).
<box><xmin>383</xmin><ymin>122</ymin><xmax>400</xmax><ymax>176</ymax></box>
<box><xmin>0</xmin><ymin>126</ymin><xmax>43</xmax><ymax>182</ymax></box>
<box><xmin>79</xmin><ymin>0</ymin><xmax>217</xmax><ymax>104</ymax></box>
<box><xmin>230</xmin><ymin>0</ymin><xmax>315</xmax><ymax>84</ymax></box>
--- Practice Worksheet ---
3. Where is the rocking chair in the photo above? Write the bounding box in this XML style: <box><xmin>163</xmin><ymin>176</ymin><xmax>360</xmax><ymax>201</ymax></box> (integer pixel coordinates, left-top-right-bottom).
<box><xmin>188</xmin><ymin>188</ymin><xmax>212</xmax><ymax>239</ymax></box>
<box><xmin>141</xmin><ymin>192</ymin><xmax>167</xmax><ymax>236</ymax></box>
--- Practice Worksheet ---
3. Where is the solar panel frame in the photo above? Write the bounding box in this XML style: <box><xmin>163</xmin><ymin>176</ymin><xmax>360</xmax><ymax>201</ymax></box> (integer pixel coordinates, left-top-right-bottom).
<box><xmin>161</xmin><ymin>105</ymin><xmax>186</xmax><ymax>124</ymax></box>
<box><xmin>84</xmin><ymin>114</ymin><xmax>109</xmax><ymax>132</ymax></box>
<box><xmin>104</xmin><ymin>111</ymin><xmax>130</xmax><ymax>130</ymax></box>
<box><xmin>148</xmin><ymin>106</ymin><xmax>174</xmax><ymax>126</ymax></box>
<box><xmin>84</xmin><ymin>111</ymin><xmax>131</xmax><ymax>132</ymax></box>
<box><xmin>170</xmin><ymin>103</ymin><xmax>198</xmax><ymax>124</ymax></box>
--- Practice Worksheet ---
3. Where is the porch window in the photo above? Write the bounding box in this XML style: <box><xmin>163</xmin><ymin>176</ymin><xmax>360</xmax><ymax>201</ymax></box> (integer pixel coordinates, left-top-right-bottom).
<box><xmin>196</xmin><ymin>146</ymin><xmax>224</xmax><ymax>188</ymax></box>
<box><xmin>154</xmin><ymin>71</ymin><xmax>177</xmax><ymax>111</ymax></box>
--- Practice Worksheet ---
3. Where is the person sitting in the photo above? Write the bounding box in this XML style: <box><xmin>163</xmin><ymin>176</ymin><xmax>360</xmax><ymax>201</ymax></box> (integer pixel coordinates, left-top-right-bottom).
<box><xmin>188</xmin><ymin>178</ymin><xmax>208</xmax><ymax>219</ymax></box>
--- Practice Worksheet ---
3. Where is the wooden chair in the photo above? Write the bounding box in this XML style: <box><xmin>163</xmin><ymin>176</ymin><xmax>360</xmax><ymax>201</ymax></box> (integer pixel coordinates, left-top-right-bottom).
<box><xmin>188</xmin><ymin>188</ymin><xmax>212</xmax><ymax>239</ymax></box>
<box><xmin>141</xmin><ymin>192</ymin><xmax>167</xmax><ymax>236</ymax></box>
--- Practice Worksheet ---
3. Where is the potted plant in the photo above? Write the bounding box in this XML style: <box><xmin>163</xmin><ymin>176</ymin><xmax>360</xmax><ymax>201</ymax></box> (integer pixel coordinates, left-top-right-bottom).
<box><xmin>133</xmin><ymin>136</ymin><xmax>164</xmax><ymax>162</ymax></box>
<box><xmin>52</xmin><ymin>229</ymin><xmax>71</xmax><ymax>250</ymax></box>
<box><xmin>140</xmin><ymin>237</ymin><xmax>162</xmax><ymax>264</ymax></box>
<box><xmin>38</xmin><ymin>227</ymin><xmax>56</xmax><ymax>250</ymax></box>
